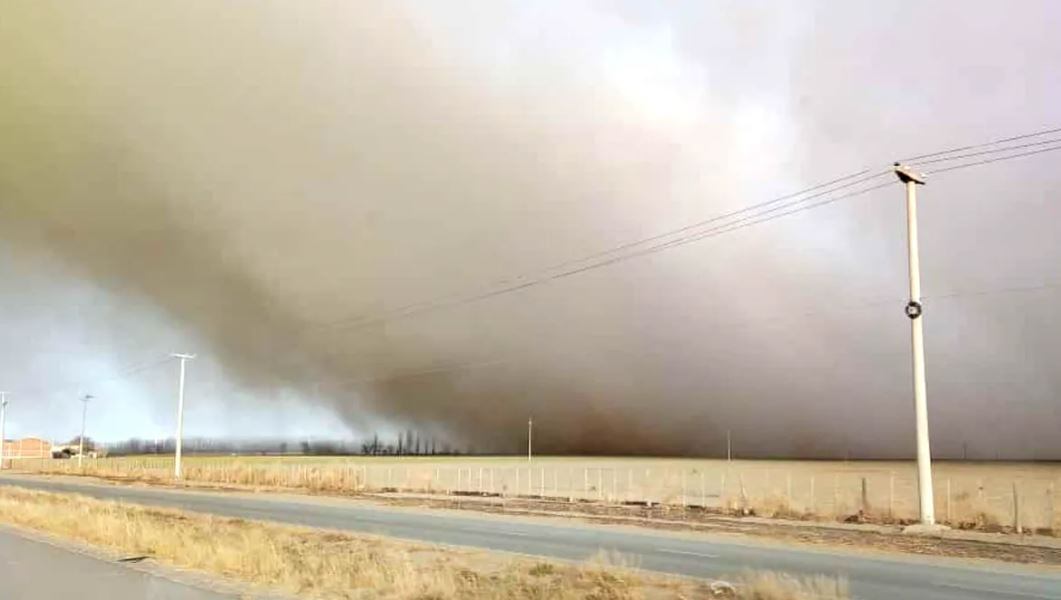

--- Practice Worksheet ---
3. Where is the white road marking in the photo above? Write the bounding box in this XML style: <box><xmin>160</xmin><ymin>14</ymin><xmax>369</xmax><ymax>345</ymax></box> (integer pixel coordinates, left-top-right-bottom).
<box><xmin>498</xmin><ymin>530</ymin><xmax>530</xmax><ymax>537</ymax></box>
<box><xmin>656</xmin><ymin>548</ymin><xmax>720</xmax><ymax>559</ymax></box>
<box><xmin>935</xmin><ymin>581</ymin><xmax>1059</xmax><ymax>599</ymax></box>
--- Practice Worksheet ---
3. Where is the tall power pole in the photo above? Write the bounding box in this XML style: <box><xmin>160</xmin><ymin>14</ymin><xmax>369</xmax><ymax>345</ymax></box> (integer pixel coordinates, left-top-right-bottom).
<box><xmin>894</xmin><ymin>163</ymin><xmax>939</xmax><ymax>528</ymax></box>
<box><xmin>78</xmin><ymin>394</ymin><xmax>92</xmax><ymax>469</ymax></box>
<box><xmin>0</xmin><ymin>392</ymin><xmax>8</xmax><ymax>471</ymax></box>
<box><xmin>171</xmin><ymin>353</ymin><xmax>196</xmax><ymax>479</ymax></box>
<box><xmin>527</xmin><ymin>417</ymin><xmax>533</xmax><ymax>462</ymax></box>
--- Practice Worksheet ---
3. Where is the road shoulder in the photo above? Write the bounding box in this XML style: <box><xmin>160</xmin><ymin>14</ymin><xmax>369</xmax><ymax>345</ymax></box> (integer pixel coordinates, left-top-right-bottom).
<box><xmin>0</xmin><ymin>523</ymin><xmax>286</xmax><ymax>599</ymax></box>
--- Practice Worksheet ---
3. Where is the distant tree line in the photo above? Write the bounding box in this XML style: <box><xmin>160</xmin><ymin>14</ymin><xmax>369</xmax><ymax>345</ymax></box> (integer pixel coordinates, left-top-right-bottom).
<box><xmin>104</xmin><ymin>432</ymin><xmax>463</xmax><ymax>457</ymax></box>
<box><xmin>360</xmin><ymin>430</ymin><xmax>455</xmax><ymax>456</ymax></box>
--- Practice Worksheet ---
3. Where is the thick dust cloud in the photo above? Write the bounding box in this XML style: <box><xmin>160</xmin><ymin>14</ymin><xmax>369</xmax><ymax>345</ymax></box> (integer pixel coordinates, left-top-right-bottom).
<box><xmin>2</xmin><ymin>1</ymin><xmax>1060</xmax><ymax>456</ymax></box>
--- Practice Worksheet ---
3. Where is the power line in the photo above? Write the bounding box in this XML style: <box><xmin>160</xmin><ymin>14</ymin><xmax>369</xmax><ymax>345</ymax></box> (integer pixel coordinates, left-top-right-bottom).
<box><xmin>320</xmin><ymin>131</ymin><xmax>1058</xmax><ymax>334</ymax></box>
<box><xmin>25</xmin><ymin>355</ymin><xmax>171</xmax><ymax>400</ymax></box>
<box><xmin>326</xmin><ymin>178</ymin><xmax>899</xmax><ymax>332</ymax></box>
<box><xmin>910</xmin><ymin>137</ymin><xmax>1061</xmax><ymax>166</ymax></box>
<box><xmin>924</xmin><ymin>144</ymin><xmax>1061</xmax><ymax>175</ymax></box>
<box><xmin>319</xmin><ymin>134</ymin><xmax>1060</xmax><ymax>334</ymax></box>
<box><xmin>333</xmin><ymin>134</ymin><xmax>1052</xmax><ymax>337</ymax></box>
<box><xmin>536</xmin><ymin>179</ymin><xmax>899</xmax><ymax>284</ymax></box>
<box><xmin>900</xmin><ymin>125</ymin><xmax>1061</xmax><ymax>162</ymax></box>
<box><xmin>321</xmin><ymin>170</ymin><xmax>890</xmax><ymax>330</ymax></box>
<box><xmin>509</xmin><ymin>169</ymin><xmax>880</xmax><ymax>278</ymax></box>
<box><xmin>308</xmin><ymin>125</ymin><xmax>1061</xmax><ymax>335</ymax></box>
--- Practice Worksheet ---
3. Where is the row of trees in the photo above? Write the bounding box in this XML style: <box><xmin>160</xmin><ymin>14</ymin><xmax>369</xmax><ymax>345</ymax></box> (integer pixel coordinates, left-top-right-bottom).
<box><xmin>360</xmin><ymin>430</ymin><xmax>455</xmax><ymax>456</ymax></box>
<box><xmin>104</xmin><ymin>432</ymin><xmax>463</xmax><ymax>457</ymax></box>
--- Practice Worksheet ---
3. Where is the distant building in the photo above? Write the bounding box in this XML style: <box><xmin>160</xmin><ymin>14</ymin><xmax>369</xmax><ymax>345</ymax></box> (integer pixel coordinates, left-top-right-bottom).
<box><xmin>1</xmin><ymin>437</ymin><xmax>52</xmax><ymax>460</ymax></box>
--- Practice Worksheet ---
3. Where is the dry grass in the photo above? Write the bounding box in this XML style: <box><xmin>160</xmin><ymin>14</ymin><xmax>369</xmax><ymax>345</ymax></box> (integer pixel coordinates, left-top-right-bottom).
<box><xmin>734</xmin><ymin>572</ymin><xmax>849</xmax><ymax>600</ymax></box>
<box><xmin>0</xmin><ymin>487</ymin><xmax>847</xmax><ymax>599</ymax></box>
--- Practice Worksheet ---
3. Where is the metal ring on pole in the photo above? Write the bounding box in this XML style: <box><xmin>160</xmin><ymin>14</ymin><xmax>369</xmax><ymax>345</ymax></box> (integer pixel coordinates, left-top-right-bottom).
<box><xmin>905</xmin><ymin>300</ymin><xmax>923</xmax><ymax>319</ymax></box>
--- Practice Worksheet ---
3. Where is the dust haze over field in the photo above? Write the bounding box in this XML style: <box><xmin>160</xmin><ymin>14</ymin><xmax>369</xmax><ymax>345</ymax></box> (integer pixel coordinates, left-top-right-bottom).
<box><xmin>2</xmin><ymin>1</ymin><xmax>1060</xmax><ymax>457</ymax></box>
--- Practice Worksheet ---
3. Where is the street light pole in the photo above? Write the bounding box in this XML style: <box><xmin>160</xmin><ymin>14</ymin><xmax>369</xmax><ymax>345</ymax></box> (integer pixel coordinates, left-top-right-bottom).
<box><xmin>0</xmin><ymin>392</ymin><xmax>8</xmax><ymax>471</ymax></box>
<box><xmin>894</xmin><ymin>163</ymin><xmax>939</xmax><ymax>528</ymax></box>
<box><xmin>527</xmin><ymin>417</ymin><xmax>533</xmax><ymax>462</ymax></box>
<box><xmin>171</xmin><ymin>353</ymin><xmax>196</xmax><ymax>479</ymax></box>
<box><xmin>78</xmin><ymin>394</ymin><xmax>92</xmax><ymax>469</ymax></box>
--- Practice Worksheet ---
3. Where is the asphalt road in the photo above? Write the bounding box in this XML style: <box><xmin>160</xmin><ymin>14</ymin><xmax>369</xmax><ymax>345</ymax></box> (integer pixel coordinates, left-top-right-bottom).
<box><xmin>0</xmin><ymin>526</ymin><xmax>233</xmax><ymax>599</ymax></box>
<box><xmin>2</xmin><ymin>475</ymin><xmax>1060</xmax><ymax>600</ymax></box>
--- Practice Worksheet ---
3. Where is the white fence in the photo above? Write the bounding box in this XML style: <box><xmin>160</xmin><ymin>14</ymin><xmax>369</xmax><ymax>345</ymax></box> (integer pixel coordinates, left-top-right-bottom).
<box><xmin>10</xmin><ymin>457</ymin><xmax>1058</xmax><ymax>533</ymax></box>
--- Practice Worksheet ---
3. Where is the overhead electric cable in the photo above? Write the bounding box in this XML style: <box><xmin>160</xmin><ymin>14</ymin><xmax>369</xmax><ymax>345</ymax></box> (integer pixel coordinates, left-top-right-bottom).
<box><xmin>328</xmin><ymin>178</ymin><xmax>899</xmax><ymax>331</ymax></box>
<box><xmin>900</xmin><ymin>125</ymin><xmax>1061</xmax><ymax>162</ymax></box>
<box><xmin>322</xmin><ymin>169</ymin><xmax>890</xmax><ymax>330</ymax></box>
<box><xmin>910</xmin><ymin>137</ymin><xmax>1061</xmax><ymax>166</ymax></box>
<box><xmin>924</xmin><ymin>144</ymin><xmax>1061</xmax><ymax>175</ymax></box>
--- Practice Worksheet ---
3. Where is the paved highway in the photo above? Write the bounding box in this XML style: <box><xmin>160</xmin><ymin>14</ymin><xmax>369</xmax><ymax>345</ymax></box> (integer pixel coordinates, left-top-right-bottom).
<box><xmin>1</xmin><ymin>475</ymin><xmax>1059</xmax><ymax>599</ymax></box>
<box><xmin>0</xmin><ymin>526</ymin><xmax>233</xmax><ymax>599</ymax></box>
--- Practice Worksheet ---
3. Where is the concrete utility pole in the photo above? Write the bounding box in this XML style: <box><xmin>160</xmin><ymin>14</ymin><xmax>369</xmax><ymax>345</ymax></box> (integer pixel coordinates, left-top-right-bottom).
<box><xmin>527</xmin><ymin>417</ymin><xmax>533</xmax><ymax>462</ymax></box>
<box><xmin>171</xmin><ymin>353</ymin><xmax>196</xmax><ymax>479</ymax></box>
<box><xmin>78</xmin><ymin>394</ymin><xmax>92</xmax><ymax>469</ymax></box>
<box><xmin>726</xmin><ymin>429</ymin><xmax>732</xmax><ymax>463</ymax></box>
<box><xmin>894</xmin><ymin>163</ymin><xmax>941</xmax><ymax>530</ymax></box>
<box><xmin>0</xmin><ymin>392</ymin><xmax>8</xmax><ymax>471</ymax></box>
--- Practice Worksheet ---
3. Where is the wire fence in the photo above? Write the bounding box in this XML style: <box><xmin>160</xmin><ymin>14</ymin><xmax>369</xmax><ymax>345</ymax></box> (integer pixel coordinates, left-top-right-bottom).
<box><xmin>10</xmin><ymin>456</ymin><xmax>1058</xmax><ymax>533</ymax></box>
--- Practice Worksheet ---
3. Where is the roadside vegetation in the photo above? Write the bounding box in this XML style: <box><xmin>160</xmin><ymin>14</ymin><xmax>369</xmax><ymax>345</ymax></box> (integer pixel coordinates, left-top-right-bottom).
<box><xmin>0</xmin><ymin>486</ymin><xmax>848</xmax><ymax>599</ymax></box>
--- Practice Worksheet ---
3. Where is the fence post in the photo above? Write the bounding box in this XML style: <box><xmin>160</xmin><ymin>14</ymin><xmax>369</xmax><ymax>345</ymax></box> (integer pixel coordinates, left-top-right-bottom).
<box><xmin>1013</xmin><ymin>481</ymin><xmax>1022</xmax><ymax>534</ymax></box>
<box><xmin>786</xmin><ymin>472</ymin><xmax>793</xmax><ymax>512</ymax></box>
<box><xmin>721</xmin><ymin>472</ymin><xmax>728</xmax><ymax>510</ymax></box>
<box><xmin>1049</xmin><ymin>482</ymin><xmax>1056</xmax><ymax>533</ymax></box>
<box><xmin>888</xmin><ymin>471</ymin><xmax>895</xmax><ymax>521</ymax></box>
<box><xmin>833</xmin><ymin>475</ymin><xmax>839</xmax><ymax>519</ymax></box>
<box><xmin>681</xmin><ymin>469</ymin><xmax>687</xmax><ymax>507</ymax></box>
<box><xmin>810</xmin><ymin>475</ymin><xmax>816</xmax><ymax>515</ymax></box>
<box><xmin>627</xmin><ymin>468</ymin><xmax>634</xmax><ymax>504</ymax></box>
<box><xmin>861</xmin><ymin>477</ymin><xmax>869</xmax><ymax>515</ymax></box>
<box><xmin>739</xmin><ymin>473</ymin><xmax>747</xmax><ymax>513</ymax></box>
<box><xmin>946</xmin><ymin>478</ymin><xmax>952</xmax><ymax>524</ymax></box>
<box><xmin>701</xmin><ymin>471</ymin><xmax>707</xmax><ymax>508</ymax></box>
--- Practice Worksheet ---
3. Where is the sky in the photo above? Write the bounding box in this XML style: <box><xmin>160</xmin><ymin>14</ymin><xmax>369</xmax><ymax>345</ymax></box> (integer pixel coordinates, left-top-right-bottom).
<box><xmin>0</xmin><ymin>1</ymin><xmax>1059</xmax><ymax>457</ymax></box>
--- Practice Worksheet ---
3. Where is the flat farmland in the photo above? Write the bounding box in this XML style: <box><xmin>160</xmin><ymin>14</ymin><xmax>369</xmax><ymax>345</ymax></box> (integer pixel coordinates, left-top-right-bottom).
<box><xmin>13</xmin><ymin>455</ymin><xmax>1060</xmax><ymax>532</ymax></box>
